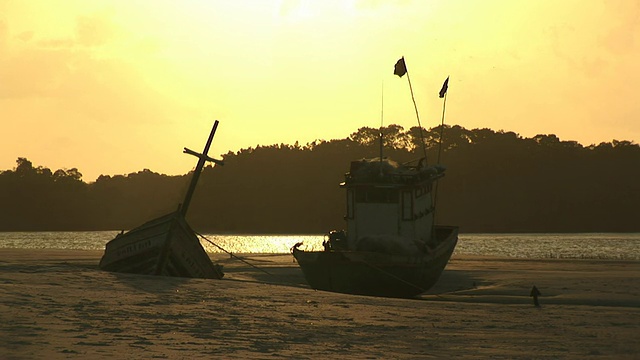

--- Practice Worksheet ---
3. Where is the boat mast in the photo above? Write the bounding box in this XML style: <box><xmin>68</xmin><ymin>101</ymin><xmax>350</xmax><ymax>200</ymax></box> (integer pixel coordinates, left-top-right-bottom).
<box><xmin>181</xmin><ymin>120</ymin><xmax>224</xmax><ymax>217</ymax></box>
<box><xmin>436</xmin><ymin>76</ymin><xmax>450</xmax><ymax>165</ymax></box>
<box><xmin>379</xmin><ymin>81</ymin><xmax>384</xmax><ymax>171</ymax></box>
<box><xmin>433</xmin><ymin>76</ymin><xmax>450</xmax><ymax>225</ymax></box>
<box><xmin>394</xmin><ymin>56</ymin><xmax>427</xmax><ymax>163</ymax></box>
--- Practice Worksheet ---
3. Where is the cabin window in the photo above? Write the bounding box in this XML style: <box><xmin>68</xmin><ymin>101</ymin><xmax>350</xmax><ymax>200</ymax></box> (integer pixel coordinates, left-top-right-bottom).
<box><xmin>415</xmin><ymin>185</ymin><xmax>432</xmax><ymax>198</ymax></box>
<box><xmin>402</xmin><ymin>190</ymin><xmax>413</xmax><ymax>220</ymax></box>
<box><xmin>355</xmin><ymin>188</ymin><xmax>398</xmax><ymax>203</ymax></box>
<box><xmin>346</xmin><ymin>189</ymin><xmax>354</xmax><ymax>219</ymax></box>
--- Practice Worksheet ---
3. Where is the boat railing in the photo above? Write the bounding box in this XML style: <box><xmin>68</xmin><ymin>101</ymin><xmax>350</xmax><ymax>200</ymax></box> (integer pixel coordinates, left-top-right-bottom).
<box><xmin>345</xmin><ymin>169</ymin><xmax>443</xmax><ymax>185</ymax></box>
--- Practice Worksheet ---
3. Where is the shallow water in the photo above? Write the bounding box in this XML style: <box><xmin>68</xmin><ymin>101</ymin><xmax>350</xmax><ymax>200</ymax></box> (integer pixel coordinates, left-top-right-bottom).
<box><xmin>0</xmin><ymin>231</ymin><xmax>638</xmax><ymax>260</ymax></box>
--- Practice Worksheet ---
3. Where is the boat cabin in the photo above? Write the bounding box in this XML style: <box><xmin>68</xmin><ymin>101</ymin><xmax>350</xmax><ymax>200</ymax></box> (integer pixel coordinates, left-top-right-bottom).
<box><xmin>340</xmin><ymin>158</ymin><xmax>445</xmax><ymax>252</ymax></box>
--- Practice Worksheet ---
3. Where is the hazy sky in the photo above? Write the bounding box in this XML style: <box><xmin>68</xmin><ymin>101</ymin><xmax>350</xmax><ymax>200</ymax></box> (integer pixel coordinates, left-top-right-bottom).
<box><xmin>1</xmin><ymin>0</ymin><xmax>639</xmax><ymax>181</ymax></box>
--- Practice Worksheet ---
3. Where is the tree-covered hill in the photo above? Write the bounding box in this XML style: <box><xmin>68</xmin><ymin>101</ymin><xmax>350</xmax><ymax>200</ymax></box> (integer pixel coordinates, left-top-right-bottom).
<box><xmin>1</xmin><ymin>125</ymin><xmax>638</xmax><ymax>233</ymax></box>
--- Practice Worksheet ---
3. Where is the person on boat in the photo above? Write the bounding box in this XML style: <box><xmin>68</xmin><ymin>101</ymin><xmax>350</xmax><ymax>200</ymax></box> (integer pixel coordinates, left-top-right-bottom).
<box><xmin>324</xmin><ymin>230</ymin><xmax>347</xmax><ymax>251</ymax></box>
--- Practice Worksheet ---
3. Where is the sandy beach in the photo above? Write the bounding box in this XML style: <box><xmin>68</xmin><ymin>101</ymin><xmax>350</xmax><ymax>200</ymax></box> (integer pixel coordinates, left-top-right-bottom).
<box><xmin>0</xmin><ymin>249</ymin><xmax>638</xmax><ymax>359</ymax></box>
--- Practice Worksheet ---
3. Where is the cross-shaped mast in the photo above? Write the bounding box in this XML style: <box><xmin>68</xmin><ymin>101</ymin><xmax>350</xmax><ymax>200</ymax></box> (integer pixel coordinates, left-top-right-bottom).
<box><xmin>180</xmin><ymin>120</ymin><xmax>224</xmax><ymax>216</ymax></box>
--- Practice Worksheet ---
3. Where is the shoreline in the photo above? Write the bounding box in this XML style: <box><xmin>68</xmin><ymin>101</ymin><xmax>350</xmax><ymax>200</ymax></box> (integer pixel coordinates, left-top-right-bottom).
<box><xmin>1</xmin><ymin>249</ymin><xmax>638</xmax><ymax>359</ymax></box>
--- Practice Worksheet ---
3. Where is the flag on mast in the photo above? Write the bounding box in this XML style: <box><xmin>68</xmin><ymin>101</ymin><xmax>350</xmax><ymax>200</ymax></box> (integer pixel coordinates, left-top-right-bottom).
<box><xmin>439</xmin><ymin>76</ymin><xmax>449</xmax><ymax>98</ymax></box>
<box><xmin>394</xmin><ymin>57</ymin><xmax>407</xmax><ymax>77</ymax></box>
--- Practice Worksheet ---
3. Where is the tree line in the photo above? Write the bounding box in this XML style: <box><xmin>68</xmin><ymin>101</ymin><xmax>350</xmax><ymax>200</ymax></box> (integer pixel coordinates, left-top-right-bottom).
<box><xmin>1</xmin><ymin>124</ymin><xmax>638</xmax><ymax>233</ymax></box>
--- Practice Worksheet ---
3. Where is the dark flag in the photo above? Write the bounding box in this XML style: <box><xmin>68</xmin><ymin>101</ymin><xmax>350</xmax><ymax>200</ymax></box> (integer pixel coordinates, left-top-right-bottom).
<box><xmin>439</xmin><ymin>76</ymin><xmax>449</xmax><ymax>98</ymax></box>
<box><xmin>394</xmin><ymin>57</ymin><xmax>407</xmax><ymax>77</ymax></box>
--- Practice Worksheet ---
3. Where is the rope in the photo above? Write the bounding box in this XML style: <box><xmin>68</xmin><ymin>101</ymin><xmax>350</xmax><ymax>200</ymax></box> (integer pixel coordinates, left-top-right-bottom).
<box><xmin>195</xmin><ymin>231</ymin><xmax>275</xmax><ymax>278</ymax></box>
<box><xmin>363</xmin><ymin>259</ymin><xmax>427</xmax><ymax>293</ymax></box>
<box><xmin>360</xmin><ymin>256</ymin><xmax>447</xmax><ymax>300</ymax></box>
<box><xmin>196</xmin><ymin>232</ymin><xmax>447</xmax><ymax>300</ymax></box>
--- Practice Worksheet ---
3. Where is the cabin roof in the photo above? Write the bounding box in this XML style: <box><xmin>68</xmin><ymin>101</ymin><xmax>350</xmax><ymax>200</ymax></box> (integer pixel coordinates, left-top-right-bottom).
<box><xmin>342</xmin><ymin>157</ymin><xmax>445</xmax><ymax>187</ymax></box>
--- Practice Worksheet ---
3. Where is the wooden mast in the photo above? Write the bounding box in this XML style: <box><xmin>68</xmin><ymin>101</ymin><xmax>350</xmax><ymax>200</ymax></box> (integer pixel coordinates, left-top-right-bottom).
<box><xmin>180</xmin><ymin>120</ymin><xmax>224</xmax><ymax>217</ymax></box>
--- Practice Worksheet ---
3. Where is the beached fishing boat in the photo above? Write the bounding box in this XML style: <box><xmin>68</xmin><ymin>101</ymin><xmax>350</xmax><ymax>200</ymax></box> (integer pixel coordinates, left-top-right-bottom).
<box><xmin>292</xmin><ymin>158</ymin><xmax>458</xmax><ymax>297</ymax></box>
<box><xmin>292</xmin><ymin>58</ymin><xmax>457</xmax><ymax>297</ymax></box>
<box><xmin>99</xmin><ymin>121</ymin><xmax>224</xmax><ymax>279</ymax></box>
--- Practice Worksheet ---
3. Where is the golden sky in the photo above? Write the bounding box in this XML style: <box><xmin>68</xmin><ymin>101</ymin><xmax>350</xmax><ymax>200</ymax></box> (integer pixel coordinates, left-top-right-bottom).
<box><xmin>1</xmin><ymin>0</ymin><xmax>639</xmax><ymax>181</ymax></box>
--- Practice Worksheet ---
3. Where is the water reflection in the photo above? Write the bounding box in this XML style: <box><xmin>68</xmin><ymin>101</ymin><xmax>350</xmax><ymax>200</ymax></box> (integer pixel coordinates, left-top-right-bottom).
<box><xmin>0</xmin><ymin>232</ymin><xmax>638</xmax><ymax>260</ymax></box>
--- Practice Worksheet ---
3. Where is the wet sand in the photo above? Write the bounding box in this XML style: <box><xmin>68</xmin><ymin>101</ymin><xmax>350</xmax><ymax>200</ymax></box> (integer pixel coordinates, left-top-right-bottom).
<box><xmin>0</xmin><ymin>249</ymin><xmax>638</xmax><ymax>359</ymax></box>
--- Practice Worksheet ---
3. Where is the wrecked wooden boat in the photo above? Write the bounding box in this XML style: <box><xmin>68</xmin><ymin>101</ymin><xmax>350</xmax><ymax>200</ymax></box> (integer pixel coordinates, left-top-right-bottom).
<box><xmin>99</xmin><ymin>121</ymin><xmax>224</xmax><ymax>279</ymax></box>
<box><xmin>292</xmin><ymin>158</ymin><xmax>458</xmax><ymax>297</ymax></box>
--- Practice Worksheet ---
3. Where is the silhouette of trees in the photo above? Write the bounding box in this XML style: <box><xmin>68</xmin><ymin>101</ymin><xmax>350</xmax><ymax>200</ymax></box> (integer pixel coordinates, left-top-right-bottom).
<box><xmin>350</xmin><ymin>124</ymin><xmax>412</xmax><ymax>150</ymax></box>
<box><xmin>85</xmin><ymin>169</ymin><xmax>187</xmax><ymax>230</ymax></box>
<box><xmin>0</xmin><ymin>158</ymin><xmax>89</xmax><ymax>230</ymax></box>
<box><xmin>0</xmin><ymin>125</ymin><xmax>638</xmax><ymax>233</ymax></box>
<box><xmin>0</xmin><ymin>160</ymin><xmax>187</xmax><ymax>230</ymax></box>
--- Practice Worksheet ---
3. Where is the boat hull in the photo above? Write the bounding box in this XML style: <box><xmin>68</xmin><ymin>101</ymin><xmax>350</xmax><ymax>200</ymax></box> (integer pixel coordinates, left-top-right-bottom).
<box><xmin>292</xmin><ymin>226</ymin><xmax>458</xmax><ymax>298</ymax></box>
<box><xmin>99</xmin><ymin>212</ymin><xmax>223</xmax><ymax>279</ymax></box>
